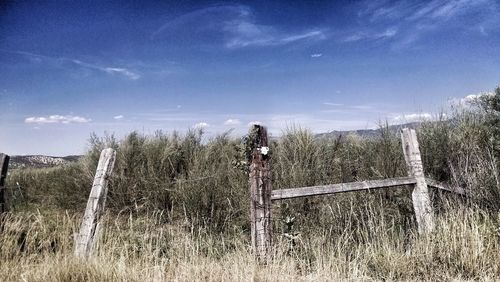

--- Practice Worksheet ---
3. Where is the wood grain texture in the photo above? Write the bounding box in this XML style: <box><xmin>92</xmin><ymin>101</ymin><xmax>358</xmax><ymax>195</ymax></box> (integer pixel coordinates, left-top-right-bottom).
<box><xmin>401</xmin><ymin>128</ymin><xmax>435</xmax><ymax>234</ymax></box>
<box><xmin>271</xmin><ymin>177</ymin><xmax>417</xmax><ymax>200</ymax></box>
<box><xmin>249</xmin><ymin>125</ymin><xmax>272</xmax><ymax>261</ymax></box>
<box><xmin>74</xmin><ymin>148</ymin><xmax>116</xmax><ymax>258</ymax></box>
<box><xmin>0</xmin><ymin>154</ymin><xmax>9</xmax><ymax>213</ymax></box>
<box><xmin>426</xmin><ymin>178</ymin><xmax>466</xmax><ymax>195</ymax></box>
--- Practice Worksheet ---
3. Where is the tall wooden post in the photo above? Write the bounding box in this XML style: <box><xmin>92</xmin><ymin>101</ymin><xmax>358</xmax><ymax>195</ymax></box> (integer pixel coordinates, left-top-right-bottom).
<box><xmin>75</xmin><ymin>148</ymin><xmax>116</xmax><ymax>258</ymax></box>
<box><xmin>249</xmin><ymin>125</ymin><xmax>272</xmax><ymax>261</ymax></box>
<box><xmin>0</xmin><ymin>154</ymin><xmax>10</xmax><ymax>214</ymax></box>
<box><xmin>401</xmin><ymin>128</ymin><xmax>434</xmax><ymax>234</ymax></box>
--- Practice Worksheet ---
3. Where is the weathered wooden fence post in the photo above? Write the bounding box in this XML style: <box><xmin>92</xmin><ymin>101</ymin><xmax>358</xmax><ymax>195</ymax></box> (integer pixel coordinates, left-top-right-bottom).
<box><xmin>248</xmin><ymin>125</ymin><xmax>272</xmax><ymax>261</ymax></box>
<box><xmin>74</xmin><ymin>148</ymin><xmax>116</xmax><ymax>258</ymax></box>
<box><xmin>401</xmin><ymin>128</ymin><xmax>434</xmax><ymax>234</ymax></box>
<box><xmin>0</xmin><ymin>153</ymin><xmax>10</xmax><ymax>214</ymax></box>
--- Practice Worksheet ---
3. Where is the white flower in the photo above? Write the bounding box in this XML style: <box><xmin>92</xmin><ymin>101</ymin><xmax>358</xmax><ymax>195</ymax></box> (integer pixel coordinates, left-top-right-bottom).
<box><xmin>260</xmin><ymin>146</ymin><xmax>269</xmax><ymax>155</ymax></box>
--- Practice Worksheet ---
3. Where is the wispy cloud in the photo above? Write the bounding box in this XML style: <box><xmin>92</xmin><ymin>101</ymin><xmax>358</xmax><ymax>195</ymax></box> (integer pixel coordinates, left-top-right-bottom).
<box><xmin>311</xmin><ymin>53</ymin><xmax>323</xmax><ymax>58</ymax></box>
<box><xmin>280</xmin><ymin>30</ymin><xmax>326</xmax><ymax>43</ymax></box>
<box><xmin>225</xmin><ymin>25</ymin><xmax>325</xmax><ymax>48</ymax></box>
<box><xmin>407</xmin><ymin>0</ymin><xmax>482</xmax><ymax>22</ymax></box>
<box><xmin>343</xmin><ymin>27</ymin><xmax>398</xmax><ymax>42</ymax></box>
<box><xmin>114</xmin><ymin>115</ymin><xmax>124</xmax><ymax>120</ymax></box>
<box><xmin>25</xmin><ymin>115</ymin><xmax>91</xmax><ymax>124</ymax></box>
<box><xmin>350</xmin><ymin>105</ymin><xmax>373</xmax><ymax>110</ymax></box>
<box><xmin>5</xmin><ymin>50</ymin><xmax>141</xmax><ymax>80</ymax></box>
<box><xmin>323</xmin><ymin>102</ymin><xmax>343</xmax><ymax>106</ymax></box>
<box><xmin>153</xmin><ymin>5</ymin><xmax>327</xmax><ymax>49</ymax></box>
<box><xmin>104</xmin><ymin>68</ymin><xmax>140</xmax><ymax>80</ymax></box>
<box><xmin>350</xmin><ymin>0</ymin><xmax>499</xmax><ymax>48</ymax></box>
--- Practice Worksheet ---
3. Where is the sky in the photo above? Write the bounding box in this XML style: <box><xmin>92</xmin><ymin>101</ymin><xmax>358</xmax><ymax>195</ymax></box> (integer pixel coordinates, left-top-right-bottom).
<box><xmin>1</xmin><ymin>0</ymin><xmax>499</xmax><ymax>156</ymax></box>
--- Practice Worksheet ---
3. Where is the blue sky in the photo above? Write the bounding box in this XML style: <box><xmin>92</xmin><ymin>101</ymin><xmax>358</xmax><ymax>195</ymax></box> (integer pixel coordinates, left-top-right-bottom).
<box><xmin>1</xmin><ymin>0</ymin><xmax>499</xmax><ymax>155</ymax></box>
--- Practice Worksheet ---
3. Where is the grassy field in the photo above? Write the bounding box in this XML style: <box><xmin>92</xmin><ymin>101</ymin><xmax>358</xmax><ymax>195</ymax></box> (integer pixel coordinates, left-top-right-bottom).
<box><xmin>1</xmin><ymin>89</ymin><xmax>499</xmax><ymax>281</ymax></box>
<box><xmin>1</xmin><ymin>202</ymin><xmax>499</xmax><ymax>281</ymax></box>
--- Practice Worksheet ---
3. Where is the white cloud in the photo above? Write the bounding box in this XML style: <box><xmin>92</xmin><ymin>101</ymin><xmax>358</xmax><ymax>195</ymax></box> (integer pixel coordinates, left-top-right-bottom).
<box><xmin>193</xmin><ymin>122</ymin><xmax>210</xmax><ymax>129</ymax></box>
<box><xmin>461</xmin><ymin>93</ymin><xmax>490</xmax><ymax>104</ymax></box>
<box><xmin>114</xmin><ymin>115</ymin><xmax>124</xmax><ymax>120</ymax></box>
<box><xmin>224</xmin><ymin>119</ymin><xmax>241</xmax><ymax>125</ymax></box>
<box><xmin>392</xmin><ymin>113</ymin><xmax>432</xmax><ymax>123</ymax></box>
<box><xmin>449</xmin><ymin>92</ymin><xmax>494</xmax><ymax>107</ymax></box>
<box><xmin>25</xmin><ymin>115</ymin><xmax>91</xmax><ymax>124</ymax></box>
<box><xmin>311</xmin><ymin>53</ymin><xmax>323</xmax><ymax>58</ymax></box>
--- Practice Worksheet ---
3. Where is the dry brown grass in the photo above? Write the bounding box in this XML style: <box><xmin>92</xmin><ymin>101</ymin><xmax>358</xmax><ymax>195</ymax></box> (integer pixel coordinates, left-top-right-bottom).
<box><xmin>1</xmin><ymin>202</ymin><xmax>499</xmax><ymax>281</ymax></box>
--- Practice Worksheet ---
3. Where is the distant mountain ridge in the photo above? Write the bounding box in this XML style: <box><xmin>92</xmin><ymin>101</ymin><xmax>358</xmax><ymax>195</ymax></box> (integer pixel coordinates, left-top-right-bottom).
<box><xmin>315</xmin><ymin>122</ymin><xmax>421</xmax><ymax>139</ymax></box>
<box><xmin>9</xmin><ymin>155</ymin><xmax>81</xmax><ymax>169</ymax></box>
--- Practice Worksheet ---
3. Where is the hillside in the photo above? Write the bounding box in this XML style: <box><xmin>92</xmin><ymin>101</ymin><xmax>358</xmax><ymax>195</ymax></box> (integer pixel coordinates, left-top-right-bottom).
<box><xmin>315</xmin><ymin>122</ymin><xmax>421</xmax><ymax>139</ymax></box>
<box><xmin>9</xmin><ymin>155</ymin><xmax>81</xmax><ymax>169</ymax></box>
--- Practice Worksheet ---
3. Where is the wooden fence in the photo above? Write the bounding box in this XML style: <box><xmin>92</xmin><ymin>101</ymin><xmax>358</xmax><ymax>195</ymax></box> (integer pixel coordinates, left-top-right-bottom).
<box><xmin>0</xmin><ymin>125</ymin><xmax>464</xmax><ymax>260</ymax></box>
<box><xmin>247</xmin><ymin>125</ymin><xmax>465</xmax><ymax>260</ymax></box>
<box><xmin>0</xmin><ymin>154</ymin><xmax>10</xmax><ymax>214</ymax></box>
<box><xmin>0</xmin><ymin>149</ymin><xmax>116</xmax><ymax>258</ymax></box>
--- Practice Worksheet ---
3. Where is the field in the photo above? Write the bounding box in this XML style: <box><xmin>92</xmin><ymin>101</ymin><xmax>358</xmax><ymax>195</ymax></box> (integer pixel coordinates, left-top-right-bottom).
<box><xmin>1</xmin><ymin>91</ymin><xmax>500</xmax><ymax>281</ymax></box>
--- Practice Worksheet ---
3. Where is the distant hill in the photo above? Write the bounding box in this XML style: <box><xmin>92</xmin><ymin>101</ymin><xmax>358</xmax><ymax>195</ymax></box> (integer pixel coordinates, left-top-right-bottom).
<box><xmin>315</xmin><ymin>122</ymin><xmax>421</xmax><ymax>139</ymax></box>
<box><xmin>9</xmin><ymin>155</ymin><xmax>81</xmax><ymax>169</ymax></box>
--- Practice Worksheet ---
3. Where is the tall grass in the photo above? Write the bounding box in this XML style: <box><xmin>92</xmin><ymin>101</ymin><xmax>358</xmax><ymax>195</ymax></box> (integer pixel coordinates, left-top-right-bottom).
<box><xmin>2</xmin><ymin>97</ymin><xmax>500</xmax><ymax>280</ymax></box>
<box><xmin>1</xmin><ymin>202</ymin><xmax>499</xmax><ymax>281</ymax></box>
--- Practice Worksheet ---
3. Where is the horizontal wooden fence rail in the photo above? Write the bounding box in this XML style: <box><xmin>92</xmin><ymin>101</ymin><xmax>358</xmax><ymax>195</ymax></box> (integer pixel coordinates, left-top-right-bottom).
<box><xmin>271</xmin><ymin>176</ymin><xmax>465</xmax><ymax>201</ymax></box>
<box><xmin>271</xmin><ymin>176</ymin><xmax>417</xmax><ymax>200</ymax></box>
<box><xmin>425</xmin><ymin>178</ymin><xmax>466</xmax><ymax>195</ymax></box>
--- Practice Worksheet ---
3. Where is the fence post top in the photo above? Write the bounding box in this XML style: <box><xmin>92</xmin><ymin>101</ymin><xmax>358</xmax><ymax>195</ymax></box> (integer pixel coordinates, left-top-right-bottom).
<box><xmin>401</xmin><ymin>127</ymin><xmax>415</xmax><ymax>133</ymax></box>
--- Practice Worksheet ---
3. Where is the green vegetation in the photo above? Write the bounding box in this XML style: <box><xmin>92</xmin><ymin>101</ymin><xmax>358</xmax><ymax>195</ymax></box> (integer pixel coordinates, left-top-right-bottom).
<box><xmin>1</xmin><ymin>88</ymin><xmax>500</xmax><ymax>281</ymax></box>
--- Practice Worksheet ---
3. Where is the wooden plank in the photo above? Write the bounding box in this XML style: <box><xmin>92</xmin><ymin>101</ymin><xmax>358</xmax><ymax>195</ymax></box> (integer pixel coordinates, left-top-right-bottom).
<box><xmin>401</xmin><ymin>128</ymin><xmax>434</xmax><ymax>234</ymax></box>
<box><xmin>271</xmin><ymin>176</ymin><xmax>417</xmax><ymax>200</ymax></box>
<box><xmin>74</xmin><ymin>148</ymin><xmax>116</xmax><ymax>258</ymax></box>
<box><xmin>248</xmin><ymin>125</ymin><xmax>272</xmax><ymax>261</ymax></box>
<box><xmin>426</xmin><ymin>178</ymin><xmax>466</xmax><ymax>195</ymax></box>
<box><xmin>0</xmin><ymin>154</ymin><xmax>9</xmax><ymax>214</ymax></box>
